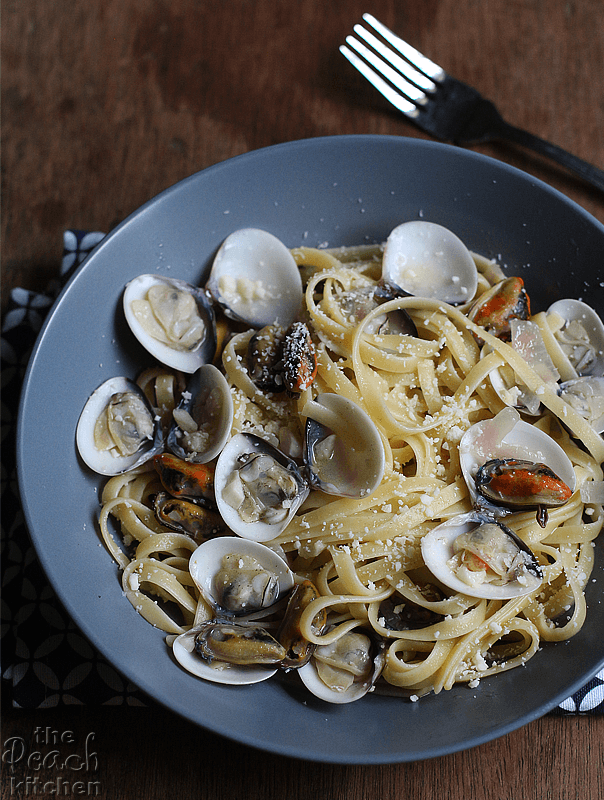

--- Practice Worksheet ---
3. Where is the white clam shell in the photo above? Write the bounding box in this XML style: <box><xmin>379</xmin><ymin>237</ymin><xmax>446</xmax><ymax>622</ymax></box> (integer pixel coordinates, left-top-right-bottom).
<box><xmin>167</xmin><ymin>364</ymin><xmax>234</xmax><ymax>463</ymax></box>
<box><xmin>172</xmin><ymin>629</ymin><xmax>279</xmax><ymax>685</ymax></box>
<box><xmin>421</xmin><ymin>513</ymin><xmax>542</xmax><ymax>600</ymax></box>
<box><xmin>76</xmin><ymin>376</ymin><xmax>161</xmax><ymax>475</ymax></box>
<box><xmin>458</xmin><ymin>408</ymin><xmax>576</xmax><ymax>507</ymax></box>
<box><xmin>304</xmin><ymin>393</ymin><xmax>385</xmax><ymax>498</ymax></box>
<box><xmin>547</xmin><ymin>298</ymin><xmax>604</xmax><ymax>377</ymax></box>
<box><xmin>187</xmin><ymin>536</ymin><xmax>295</xmax><ymax>614</ymax></box>
<box><xmin>297</xmin><ymin>632</ymin><xmax>384</xmax><ymax>704</ymax></box>
<box><xmin>123</xmin><ymin>274</ymin><xmax>215</xmax><ymax>373</ymax></box>
<box><xmin>558</xmin><ymin>376</ymin><xmax>604</xmax><ymax>434</ymax></box>
<box><xmin>215</xmin><ymin>433</ymin><xmax>309</xmax><ymax>542</ymax></box>
<box><xmin>207</xmin><ymin>228</ymin><xmax>303</xmax><ymax>328</ymax></box>
<box><xmin>382</xmin><ymin>221</ymin><xmax>478</xmax><ymax>305</ymax></box>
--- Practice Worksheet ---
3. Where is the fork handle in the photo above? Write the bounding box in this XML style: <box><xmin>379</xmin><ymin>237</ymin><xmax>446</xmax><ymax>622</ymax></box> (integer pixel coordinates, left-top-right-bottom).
<box><xmin>495</xmin><ymin>120</ymin><xmax>604</xmax><ymax>192</ymax></box>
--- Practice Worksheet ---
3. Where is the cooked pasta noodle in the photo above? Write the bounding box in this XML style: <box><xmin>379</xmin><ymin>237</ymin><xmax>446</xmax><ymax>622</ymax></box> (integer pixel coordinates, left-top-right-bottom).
<box><xmin>96</xmin><ymin>239</ymin><xmax>603</xmax><ymax>698</ymax></box>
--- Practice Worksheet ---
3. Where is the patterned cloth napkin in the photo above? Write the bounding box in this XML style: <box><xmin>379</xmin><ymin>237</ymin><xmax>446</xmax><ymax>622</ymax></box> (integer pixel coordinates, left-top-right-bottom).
<box><xmin>2</xmin><ymin>230</ymin><xmax>603</xmax><ymax>712</ymax></box>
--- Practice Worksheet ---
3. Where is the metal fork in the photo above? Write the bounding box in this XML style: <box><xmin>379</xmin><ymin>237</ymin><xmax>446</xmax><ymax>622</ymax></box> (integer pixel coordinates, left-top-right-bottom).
<box><xmin>341</xmin><ymin>14</ymin><xmax>604</xmax><ymax>192</ymax></box>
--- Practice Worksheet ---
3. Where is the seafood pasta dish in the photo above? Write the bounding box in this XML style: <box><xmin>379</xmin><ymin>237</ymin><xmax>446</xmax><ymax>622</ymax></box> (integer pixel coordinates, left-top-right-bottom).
<box><xmin>76</xmin><ymin>222</ymin><xmax>604</xmax><ymax>703</ymax></box>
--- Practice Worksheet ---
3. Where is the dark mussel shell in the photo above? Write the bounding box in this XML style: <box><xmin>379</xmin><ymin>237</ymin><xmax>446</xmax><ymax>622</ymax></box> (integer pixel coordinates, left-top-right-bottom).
<box><xmin>153</xmin><ymin>491</ymin><xmax>225</xmax><ymax>541</ymax></box>
<box><xmin>475</xmin><ymin>458</ymin><xmax>573</xmax><ymax>527</ymax></box>
<box><xmin>153</xmin><ymin>453</ymin><xmax>215</xmax><ymax>503</ymax></box>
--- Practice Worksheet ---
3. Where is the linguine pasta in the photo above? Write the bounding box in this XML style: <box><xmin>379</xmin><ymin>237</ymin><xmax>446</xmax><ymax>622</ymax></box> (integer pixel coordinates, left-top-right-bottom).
<box><xmin>97</xmin><ymin>240</ymin><xmax>603</xmax><ymax>698</ymax></box>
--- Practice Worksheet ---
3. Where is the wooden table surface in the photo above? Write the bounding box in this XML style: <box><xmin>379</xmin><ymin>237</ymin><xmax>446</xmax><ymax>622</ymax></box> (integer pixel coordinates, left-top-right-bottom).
<box><xmin>2</xmin><ymin>0</ymin><xmax>603</xmax><ymax>797</ymax></box>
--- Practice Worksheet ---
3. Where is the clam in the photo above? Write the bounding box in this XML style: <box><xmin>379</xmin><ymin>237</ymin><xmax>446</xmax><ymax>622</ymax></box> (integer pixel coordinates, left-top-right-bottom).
<box><xmin>298</xmin><ymin>628</ymin><xmax>386</xmax><ymax>704</ymax></box>
<box><xmin>458</xmin><ymin>408</ymin><xmax>576</xmax><ymax>526</ymax></box>
<box><xmin>167</xmin><ymin>364</ymin><xmax>233</xmax><ymax>463</ymax></box>
<box><xmin>547</xmin><ymin>299</ymin><xmax>604</xmax><ymax>377</ymax></box>
<box><xmin>187</xmin><ymin>536</ymin><xmax>295</xmax><ymax>618</ymax></box>
<box><xmin>381</xmin><ymin>221</ymin><xmax>478</xmax><ymax>305</ymax></box>
<box><xmin>123</xmin><ymin>274</ymin><xmax>216</xmax><ymax>373</ymax></box>
<box><xmin>486</xmin><ymin>318</ymin><xmax>559</xmax><ymax>416</ymax></box>
<box><xmin>215</xmin><ymin>433</ymin><xmax>309</xmax><ymax>542</ymax></box>
<box><xmin>303</xmin><ymin>394</ymin><xmax>385</xmax><ymax>498</ymax></box>
<box><xmin>333</xmin><ymin>281</ymin><xmax>418</xmax><ymax>337</ymax></box>
<box><xmin>558</xmin><ymin>376</ymin><xmax>604</xmax><ymax>434</ymax></box>
<box><xmin>421</xmin><ymin>512</ymin><xmax>542</xmax><ymax>600</ymax></box>
<box><xmin>206</xmin><ymin>228</ymin><xmax>303</xmax><ymax>329</ymax></box>
<box><xmin>76</xmin><ymin>376</ymin><xmax>162</xmax><ymax>475</ymax></box>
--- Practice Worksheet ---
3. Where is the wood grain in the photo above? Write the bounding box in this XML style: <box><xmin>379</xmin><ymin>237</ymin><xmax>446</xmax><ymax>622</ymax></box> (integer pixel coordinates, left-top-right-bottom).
<box><xmin>2</xmin><ymin>0</ymin><xmax>603</xmax><ymax>796</ymax></box>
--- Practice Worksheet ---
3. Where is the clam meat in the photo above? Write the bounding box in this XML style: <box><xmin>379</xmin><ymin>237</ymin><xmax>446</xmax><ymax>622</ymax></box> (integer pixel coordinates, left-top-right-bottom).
<box><xmin>123</xmin><ymin>274</ymin><xmax>216</xmax><ymax>373</ymax></box>
<box><xmin>298</xmin><ymin>629</ymin><xmax>386</xmax><ymax>703</ymax></box>
<box><xmin>421</xmin><ymin>512</ymin><xmax>542</xmax><ymax>599</ymax></box>
<box><xmin>215</xmin><ymin>433</ymin><xmax>309</xmax><ymax>541</ymax></box>
<box><xmin>303</xmin><ymin>393</ymin><xmax>385</xmax><ymax>498</ymax></box>
<box><xmin>558</xmin><ymin>376</ymin><xmax>604</xmax><ymax>434</ymax></box>
<box><xmin>167</xmin><ymin>364</ymin><xmax>233</xmax><ymax>463</ymax></box>
<box><xmin>547</xmin><ymin>298</ymin><xmax>604</xmax><ymax>377</ymax></box>
<box><xmin>77</xmin><ymin>377</ymin><xmax>162</xmax><ymax>475</ymax></box>
<box><xmin>188</xmin><ymin>537</ymin><xmax>295</xmax><ymax>618</ymax></box>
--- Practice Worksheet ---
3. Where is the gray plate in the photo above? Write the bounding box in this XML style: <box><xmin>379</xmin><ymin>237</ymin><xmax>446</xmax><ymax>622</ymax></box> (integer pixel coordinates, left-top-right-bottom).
<box><xmin>17</xmin><ymin>136</ymin><xmax>604</xmax><ymax>764</ymax></box>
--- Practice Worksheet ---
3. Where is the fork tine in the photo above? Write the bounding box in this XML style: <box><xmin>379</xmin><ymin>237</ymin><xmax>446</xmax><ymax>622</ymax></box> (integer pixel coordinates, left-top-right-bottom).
<box><xmin>344</xmin><ymin>36</ymin><xmax>427</xmax><ymax>105</ymax></box>
<box><xmin>339</xmin><ymin>44</ymin><xmax>419</xmax><ymax>116</ymax></box>
<box><xmin>362</xmin><ymin>14</ymin><xmax>446</xmax><ymax>83</ymax></box>
<box><xmin>352</xmin><ymin>24</ymin><xmax>437</xmax><ymax>93</ymax></box>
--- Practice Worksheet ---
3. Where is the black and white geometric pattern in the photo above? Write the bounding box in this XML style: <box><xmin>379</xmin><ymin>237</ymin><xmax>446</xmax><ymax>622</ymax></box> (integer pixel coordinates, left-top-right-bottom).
<box><xmin>1</xmin><ymin>230</ymin><xmax>603</xmax><ymax>712</ymax></box>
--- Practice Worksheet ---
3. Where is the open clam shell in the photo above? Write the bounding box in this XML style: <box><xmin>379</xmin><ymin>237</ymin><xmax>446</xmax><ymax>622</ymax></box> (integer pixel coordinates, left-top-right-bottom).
<box><xmin>558</xmin><ymin>376</ymin><xmax>604</xmax><ymax>434</ymax></box>
<box><xmin>123</xmin><ymin>274</ymin><xmax>216</xmax><ymax>373</ymax></box>
<box><xmin>303</xmin><ymin>393</ymin><xmax>385</xmax><ymax>498</ymax></box>
<box><xmin>382</xmin><ymin>221</ymin><xmax>478</xmax><ymax>305</ymax></box>
<box><xmin>421</xmin><ymin>512</ymin><xmax>542</xmax><ymax>600</ymax></box>
<box><xmin>215</xmin><ymin>433</ymin><xmax>309</xmax><ymax>542</ymax></box>
<box><xmin>76</xmin><ymin>376</ymin><xmax>162</xmax><ymax>475</ymax></box>
<box><xmin>297</xmin><ymin>628</ymin><xmax>386</xmax><ymax>704</ymax></box>
<box><xmin>547</xmin><ymin>298</ymin><xmax>604</xmax><ymax>378</ymax></box>
<box><xmin>458</xmin><ymin>408</ymin><xmax>576</xmax><ymax>509</ymax></box>
<box><xmin>188</xmin><ymin>536</ymin><xmax>295</xmax><ymax>618</ymax></box>
<box><xmin>167</xmin><ymin>364</ymin><xmax>234</xmax><ymax>463</ymax></box>
<box><xmin>206</xmin><ymin>228</ymin><xmax>303</xmax><ymax>329</ymax></box>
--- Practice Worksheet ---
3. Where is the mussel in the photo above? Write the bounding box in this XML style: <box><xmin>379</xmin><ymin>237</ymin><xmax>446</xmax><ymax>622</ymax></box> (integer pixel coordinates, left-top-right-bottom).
<box><xmin>475</xmin><ymin>458</ymin><xmax>573</xmax><ymax>527</ymax></box>
<box><xmin>153</xmin><ymin>453</ymin><xmax>215</xmax><ymax>503</ymax></box>
<box><xmin>277</xmin><ymin>579</ymin><xmax>327</xmax><ymax>668</ymax></box>
<box><xmin>467</xmin><ymin>277</ymin><xmax>530</xmax><ymax>341</ymax></box>
<box><xmin>458</xmin><ymin>408</ymin><xmax>576</xmax><ymax>526</ymax></box>
<box><xmin>153</xmin><ymin>492</ymin><xmax>225</xmax><ymax>541</ymax></box>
